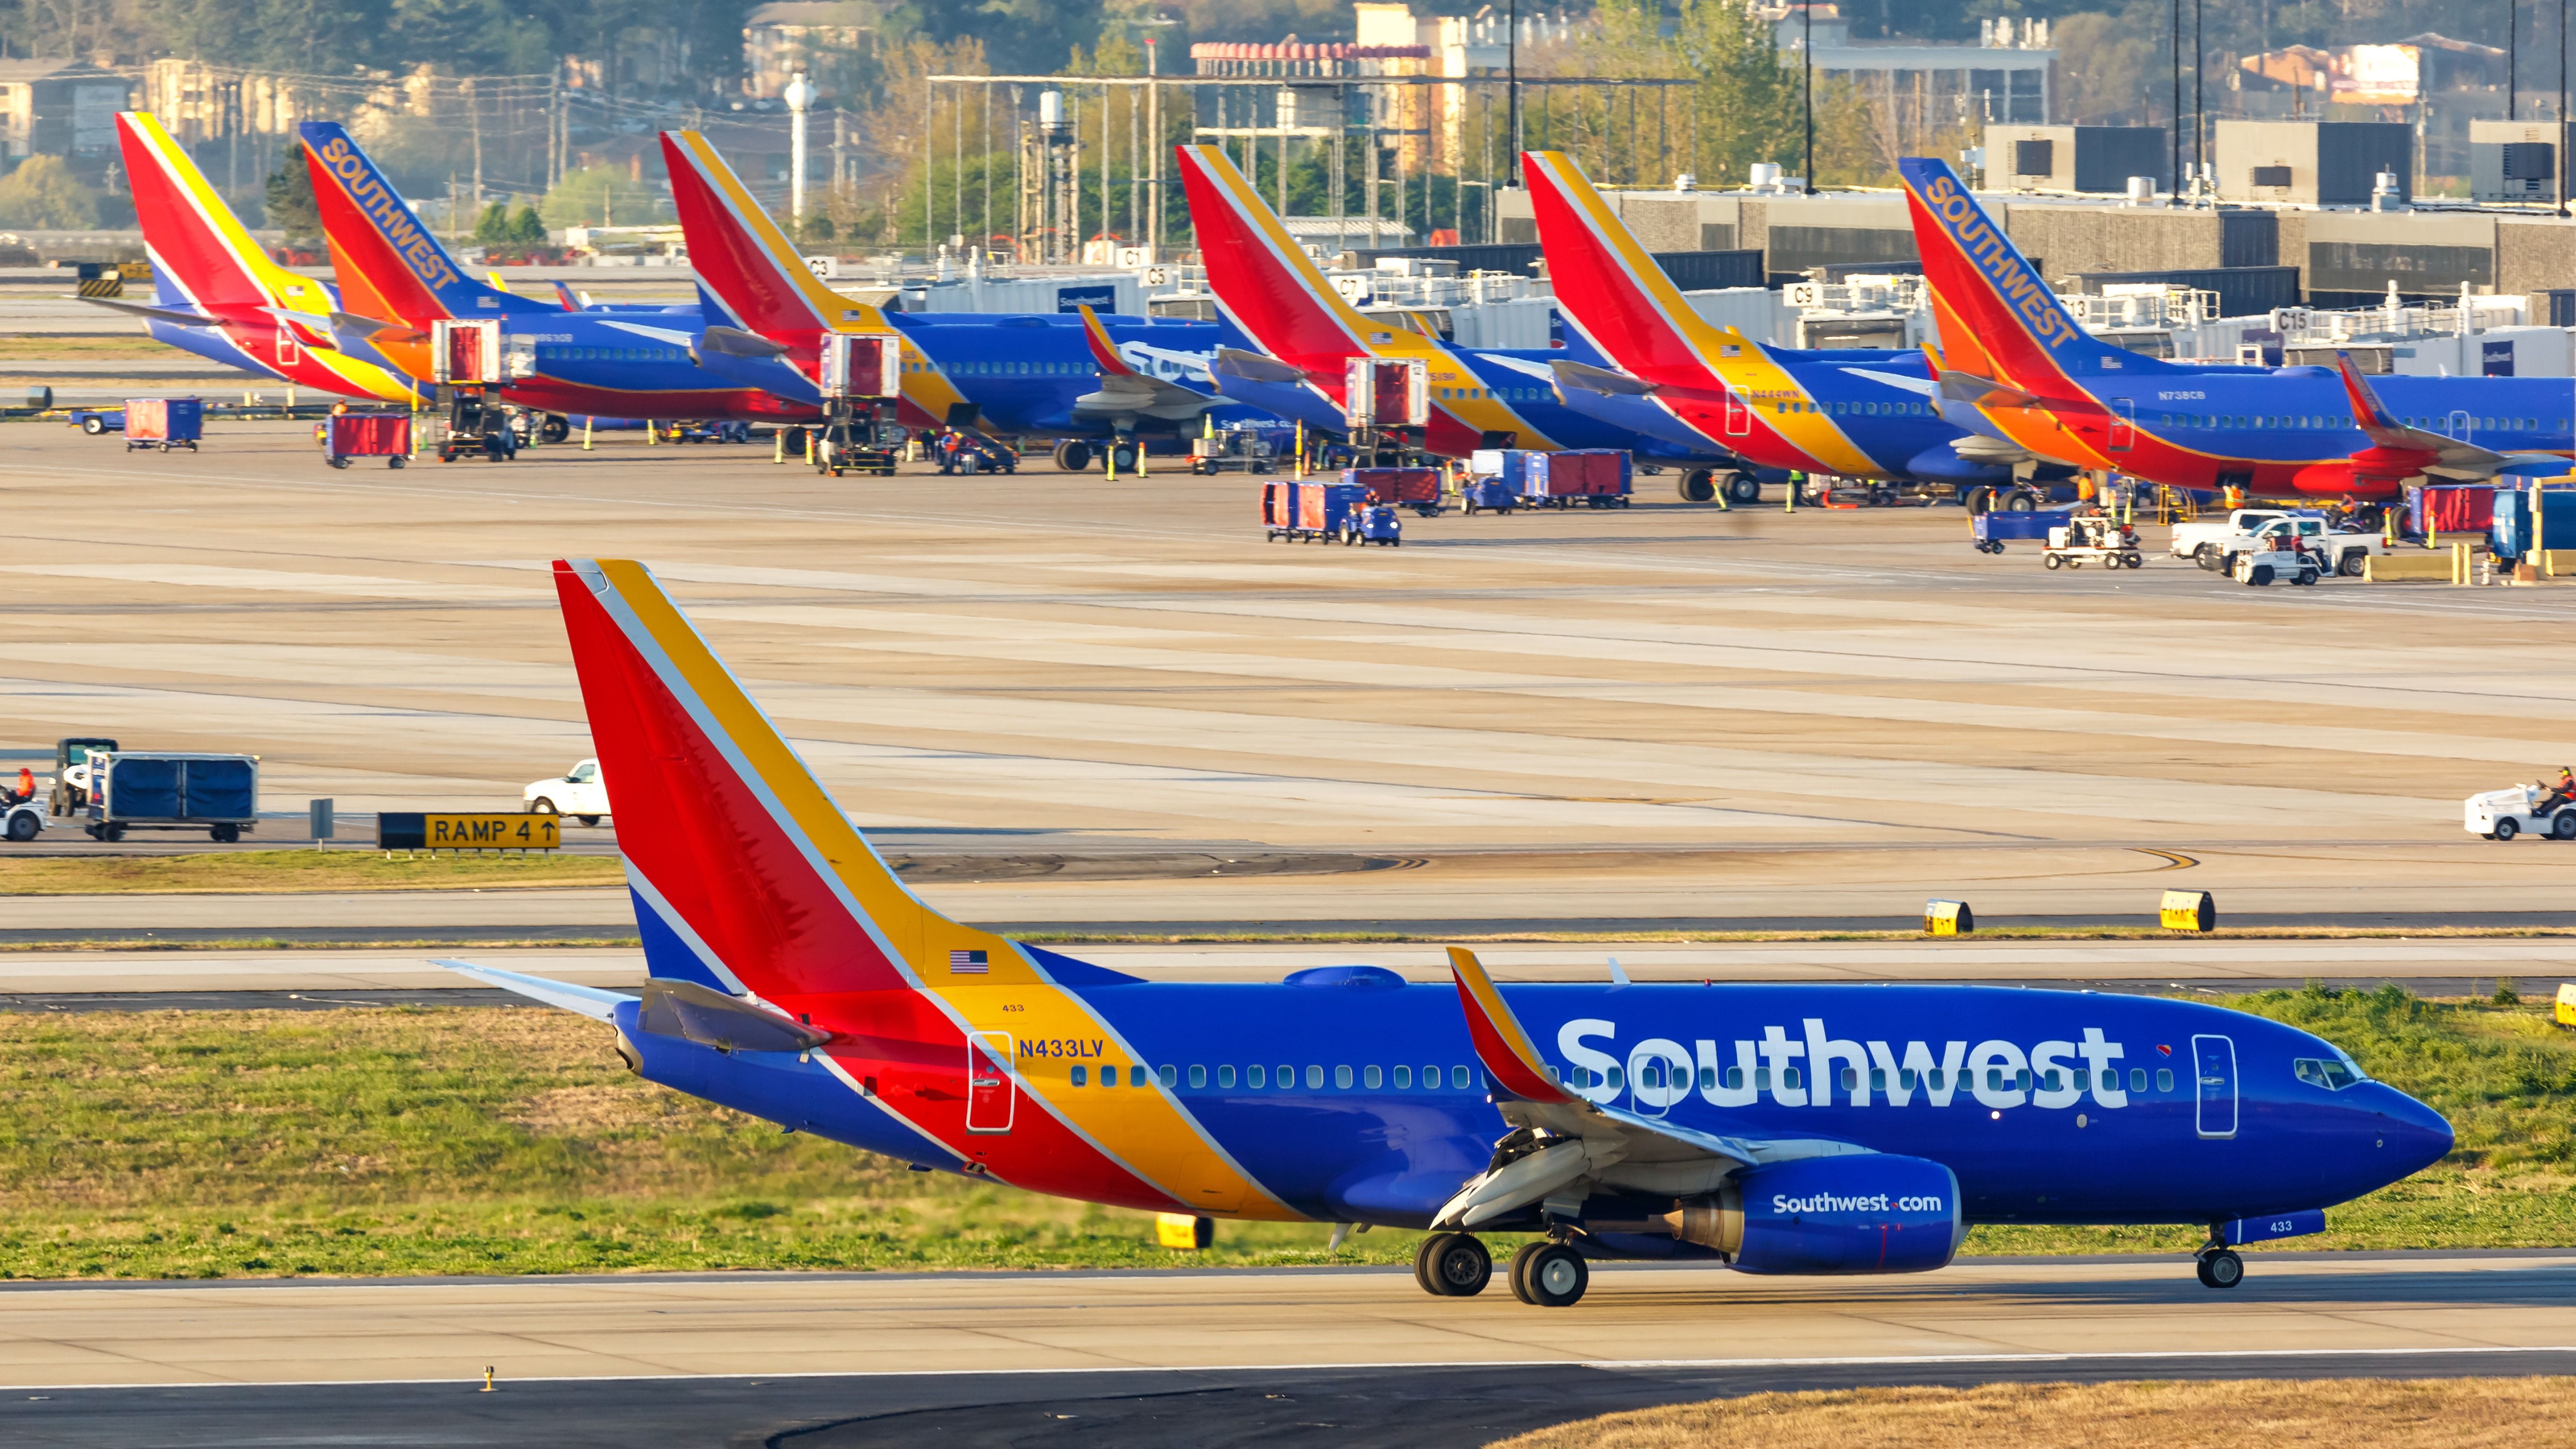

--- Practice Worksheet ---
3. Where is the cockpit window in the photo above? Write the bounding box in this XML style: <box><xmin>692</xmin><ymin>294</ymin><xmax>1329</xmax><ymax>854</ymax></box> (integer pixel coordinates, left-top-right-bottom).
<box><xmin>2294</xmin><ymin>1056</ymin><xmax>2364</xmax><ymax>1090</ymax></box>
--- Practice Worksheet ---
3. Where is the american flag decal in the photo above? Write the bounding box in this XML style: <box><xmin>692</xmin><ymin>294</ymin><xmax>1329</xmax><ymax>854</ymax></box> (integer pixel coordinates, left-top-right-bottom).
<box><xmin>949</xmin><ymin>949</ymin><xmax>989</xmax><ymax>974</ymax></box>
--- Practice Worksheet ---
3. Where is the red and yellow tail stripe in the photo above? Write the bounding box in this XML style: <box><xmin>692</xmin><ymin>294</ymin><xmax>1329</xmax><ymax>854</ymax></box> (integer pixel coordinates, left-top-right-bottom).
<box><xmin>555</xmin><ymin>559</ymin><xmax>1296</xmax><ymax>1219</ymax></box>
<box><xmin>1447</xmin><ymin>948</ymin><xmax>1578</xmax><ymax>1106</ymax></box>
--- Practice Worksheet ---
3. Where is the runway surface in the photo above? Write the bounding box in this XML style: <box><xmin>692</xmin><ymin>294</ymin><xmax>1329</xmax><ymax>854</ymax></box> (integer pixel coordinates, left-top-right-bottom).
<box><xmin>6</xmin><ymin>1255</ymin><xmax>2572</xmax><ymax>1445</ymax></box>
<box><xmin>2</xmin><ymin>937</ymin><xmax>2565</xmax><ymax>996</ymax></box>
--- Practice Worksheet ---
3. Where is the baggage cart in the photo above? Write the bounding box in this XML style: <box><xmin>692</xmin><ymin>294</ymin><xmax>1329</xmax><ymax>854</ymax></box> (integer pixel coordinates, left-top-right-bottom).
<box><xmin>322</xmin><ymin>411</ymin><xmax>412</xmax><ymax>470</ymax></box>
<box><xmin>1261</xmin><ymin>480</ymin><xmax>1296</xmax><ymax>539</ymax></box>
<box><xmin>1971</xmin><ymin>506</ymin><xmax>2076</xmax><ymax>553</ymax></box>
<box><xmin>1346</xmin><ymin>466</ymin><xmax>1440</xmax><ymax>517</ymax></box>
<box><xmin>82</xmin><ymin>750</ymin><xmax>258</xmax><ymax>842</ymax></box>
<box><xmin>1522</xmin><ymin>449</ymin><xmax>1632</xmax><ymax>508</ymax></box>
<box><xmin>2040</xmin><ymin>513</ymin><xmax>2145</xmax><ymax>570</ymax></box>
<box><xmin>1270</xmin><ymin>480</ymin><xmax>1364</xmax><ymax>543</ymax></box>
<box><xmin>123</xmin><ymin>397</ymin><xmax>202</xmax><ymax>453</ymax></box>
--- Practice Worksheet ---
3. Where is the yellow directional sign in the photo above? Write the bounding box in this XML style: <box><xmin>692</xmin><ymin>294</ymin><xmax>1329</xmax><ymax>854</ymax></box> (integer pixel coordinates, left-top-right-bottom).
<box><xmin>377</xmin><ymin>812</ymin><xmax>559</xmax><ymax>851</ymax></box>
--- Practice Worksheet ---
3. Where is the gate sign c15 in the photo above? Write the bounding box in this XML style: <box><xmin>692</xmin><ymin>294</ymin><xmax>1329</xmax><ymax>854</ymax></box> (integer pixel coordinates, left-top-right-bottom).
<box><xmin>377</xmin><ymin>812</ymin><xmax>560</xmax><ymax>851</ymax></box>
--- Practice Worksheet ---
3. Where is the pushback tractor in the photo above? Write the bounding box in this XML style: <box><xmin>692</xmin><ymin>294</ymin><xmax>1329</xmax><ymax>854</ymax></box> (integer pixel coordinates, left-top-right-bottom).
<box><xmin>430</xmin><ymin>319</ymin><xmax>517</xmax><ymax>463</ymax></box>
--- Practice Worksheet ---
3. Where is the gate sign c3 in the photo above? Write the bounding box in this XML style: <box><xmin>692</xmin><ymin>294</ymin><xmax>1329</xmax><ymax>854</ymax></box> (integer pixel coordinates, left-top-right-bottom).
<box><xmin>376</xmin><ymin>812</ymin><xmax>559</xmax><ymax>851</ymax></box>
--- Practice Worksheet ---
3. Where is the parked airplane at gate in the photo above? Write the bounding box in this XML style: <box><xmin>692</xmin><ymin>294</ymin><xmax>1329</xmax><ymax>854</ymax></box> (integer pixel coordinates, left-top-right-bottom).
<box><xmin>1522</xmin><ymin>150</ymin><xmax>2065</xmax><ymax>495</ymax></box>
<box><xmin>1898</xmin><ymin>158</ymin><xmax>2576</xmax><ymax>500</ymax></box>
<box><xmin>449</xmin><ymin>557</ymin><xmax>2453</xmax><ymax>1308</ymax></box>
<box><xmin>660</xmin><ymin>129</ymin><xmax>1278</xmax><ymax>464</ymax></box>
<box><xmin>109</xmin><ymin>112</ymin><xmax>419</xmax><ymax>403</ymax></box>
<box><xmin>298</xmin><ymin>122</ymin><xmax>805</xmax><ymax>433</ymax></box>
<box><xmin>1174</xmin><ymin>144</ymin><xmax>1750</xmax><ymax>473</ymax></box>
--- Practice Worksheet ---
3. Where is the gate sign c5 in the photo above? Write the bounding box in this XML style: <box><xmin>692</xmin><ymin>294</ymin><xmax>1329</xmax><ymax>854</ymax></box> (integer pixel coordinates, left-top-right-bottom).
<box><xmin>377</xmin><ymin>812</ymin><xmax>560</xmax><ymax>851</ymax></box>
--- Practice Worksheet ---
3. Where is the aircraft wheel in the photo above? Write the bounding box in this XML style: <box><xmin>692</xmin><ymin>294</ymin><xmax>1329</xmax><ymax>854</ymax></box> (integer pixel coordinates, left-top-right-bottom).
<box><xmin>1417</xmin><ymin>1233</ymin><xmax>1491</xmax><ymax>1296</ymax></box>
<box><xmin>1678</xmin><ymin>469</ymin><xmax>1716</xmax><ymax>503</ymax></box>
<box><xmin>2196</xmin><ymin>1249</ymin><xmax>2245</xmax><ymax>1289</ymax></box>
<box><xmin>1524</xmin><ymin>1243</ymin><xmax>1589</xmax><ymax>1307</ymax></box>
<box><xmin>2495</xmin><ymin>817</ymin><xmax>2521</xmax><ymax>841</ymax></box>
<box><xmin>2002</xmin><ymin>491</ymin><xmax>2036</xmax><ymax>512</ymax></box>
<box><xmin>1507</xmin><ymin>1241</ymin><xmax>1548</xmax><ymax>1304</ymax></box>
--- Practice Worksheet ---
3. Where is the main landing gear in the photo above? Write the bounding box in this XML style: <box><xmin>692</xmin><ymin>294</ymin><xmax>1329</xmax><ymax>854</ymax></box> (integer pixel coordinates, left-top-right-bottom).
<box><xmin>1413</xmin><ymin>1232</ymin><xmax>1593</xmax><ymax>1307</ymax></box>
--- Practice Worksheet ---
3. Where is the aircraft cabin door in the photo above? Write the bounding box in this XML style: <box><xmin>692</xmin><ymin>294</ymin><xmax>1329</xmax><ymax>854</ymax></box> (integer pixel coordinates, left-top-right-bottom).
<box><xmin>2445</xmin><ymin>410</ymin><xmax>2472</xmax><ymax>442</ymax></box>
<box><xmin>275</xmin><ymin>324</ymin><xmax>301</xmax><ymax>368</ymax></box>
<box><xmin>2108</xmin><ymin>398</ymin><xmax>2136</xmax><ymax>451</ymax></box>
<box><xmin>1722</xmin><ymin>387</ymin><xmax>1752</xmax><ymax>437</ymax></box>
<box><xmin>2191</xmin><ymin>1034</ymin><xmax>2237</xmax><ymax>1140</ymax></box>
<box><xmin>966</xmin><ymin>1031</ymin><xmax>1016</xmax><ymax>1134</ymax></box>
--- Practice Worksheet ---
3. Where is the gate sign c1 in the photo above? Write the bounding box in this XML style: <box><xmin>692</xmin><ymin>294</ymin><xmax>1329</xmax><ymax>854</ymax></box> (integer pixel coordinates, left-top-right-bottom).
<box><xmin>377</xmin><ymin>812</ymin><xmax>561</xmax><ymax>851</ymax></box>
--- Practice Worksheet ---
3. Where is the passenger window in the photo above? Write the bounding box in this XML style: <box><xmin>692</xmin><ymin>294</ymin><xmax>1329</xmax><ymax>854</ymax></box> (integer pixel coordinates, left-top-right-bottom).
<box><xmin>1870</xmin><ymin>1068</ymin><xmax>1886</xmax><ymax>1091</ymax></box>
<box><xmin>1217</xmin><ymin>1064</ymin><xmax>1236</xmax><ymax>1089</ymax></box>
<box><xmin>1987</xmin><ymin>1069</ymin><xmax>2005</xmax><ymax>1091</ymax></box>
<box><xmin>1725</xmin><ymin>1066</ymin><xmax>1745</xmax><ymax>1090</ymax></box>
<box><xmin>1159</xmin><ymin>1065</ymin><xmax>1177</xmax><ymax>1088</ymax></box>
<box><xmin>1364</xmin><ymin>1065</ymin><xmax>1382</xmax><ymax>1089</ymax></box>
<box><xmin>2042</xmin><ymin>1070</ymin><xmax>2062</xmax><ymax>1092</ymax></box>
<box><xmin>1451</xmin><ymin>1065</ymin><xmax>1470</xmax><ymax>1089</ymax></box>
<box><xmin>1070</xmin><ymin>1065</ymin><xmax>1087</xmax><ymax>1087</ymax></box>
<box><xmin>1898</xmin><ymin>1068</ymin><xmax>1917</xmax><ymax>1090</ymax></box>
<box><xmin>1699</xmin><ymin>1066</ymin><xmax>1717</xmax><ymax>1090</ymax></box>
<box><xmin>1188</xmin><ymin>1065</ymin><xmax>1206</xmax><ymax>1089</ymax></box>
<box><xmin>2098</xmin><ymin>1070</ymin><xmax>2115</xmax><ymax>1091</ymax></box>
<box><xmin>1394</xmin><ymin>1065</ymin><xmax>1412</xmax><ymax>1088</ymax></box>
<box><xmin>1928</xmin><ymin>1070</ymin><xmax>1945</xmax><ymax>1090</ymax></box>
<box><xmin>2129</xmin><ymin>1068</ymin><xmax>2146</xmax><ymax>1092</ymax></box>
<box><xmin>1247</xmin><ymin>1065</ymin><xmax>1264</xmax><ymax>1088</ymax></box>
<box><xmin>2017</xmin><ymin>1069</ymin><xmax>2032</xmax><ymax>1091</ymax></box>
<box><xmin>2156</xmin><ymin>1068</ymin><xmax>2174</xmax><ymax>1092</ymax></box>
<box><xmin>1277</xmin><ymin>1064</ymin><xmax>1292</xmax><ymax>1089</ymax></box>
<box><xmin>1334</xmin><ymin>1065</ymin><xmax>1353</xmax><ymax>1089</ymax></box>
<box><xmin>1607</xmin><ymin>1066</ymin><xmax>1625</xmax><ymax>1089</ymax></box>
<box><xmin>1306</xmin><ymin>1065</ymin><xmax>1323</xmax><ymax>1089</ymax></box>
<box><xmin>1424</xmin><ymin>1063</ymin><xmax>1441</xmax><ymax>1085</ymax></box>
<box><xmin>1783</xmin><ymin>1067</ymin><xmax>1801</xmax><ymax>1089</ymax></box>
<box><xmin>1840</xmin><ymin>1068</ymin><xmax>1859</xmax><ymax>1091</ymax></box>
<box><xmin>1753</xmin><ymin>1068</ymin><xmax>1769</xmax><ymax>1089</ymax></box>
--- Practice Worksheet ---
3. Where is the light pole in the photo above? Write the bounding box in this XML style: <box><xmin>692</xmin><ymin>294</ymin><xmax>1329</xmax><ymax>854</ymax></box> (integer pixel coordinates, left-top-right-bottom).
<box><xmin>785</xmin><ymin>70</ymin><xmax>814</xmax><ymax>235</ymax></box>
<box><xmin>1802</xmin><ymin>0</ymin><xmax>1815</xmax><ymax>193</ymax></box>
<box><xmin>1507</xmin><ymin>0</ymin><xmax>1520</xmax><ymax>187</ymax></box>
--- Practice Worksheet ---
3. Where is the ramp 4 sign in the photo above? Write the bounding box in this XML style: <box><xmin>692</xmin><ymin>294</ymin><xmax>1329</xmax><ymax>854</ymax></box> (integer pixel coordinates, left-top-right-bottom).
<box><xmin>378</xmin><ymin>812</ymin><xmax>561</xmax><ymax>851</ymax></box>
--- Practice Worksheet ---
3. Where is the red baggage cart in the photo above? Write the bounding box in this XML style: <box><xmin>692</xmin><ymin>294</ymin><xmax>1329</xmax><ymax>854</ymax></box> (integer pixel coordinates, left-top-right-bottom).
<box><xmin>1345</xmin><ymin>466</ymin><xmax>1441</xmax><ymax>516</ymax></box>
<box><xmin>322</xmin><ymin>412</ymin><xmax>413</xmax><ymax>470</ymax></box>
<box><xmin>123</xmin><ymin>397</ymin><xmax>202</xmax><ymax>453</ymax></box>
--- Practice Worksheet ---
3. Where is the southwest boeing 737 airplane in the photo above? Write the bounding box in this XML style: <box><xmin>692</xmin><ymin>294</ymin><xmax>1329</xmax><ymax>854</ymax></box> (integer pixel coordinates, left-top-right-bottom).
<box><xmin>447</xmin><ymin>558</ymin><xmax>2452</xmax><ymax>1308</ymax></box>
<box><xmin>1898</xmin><ymin>157</ymin><xmax>2576</xmax><ymax>500</ymax></box>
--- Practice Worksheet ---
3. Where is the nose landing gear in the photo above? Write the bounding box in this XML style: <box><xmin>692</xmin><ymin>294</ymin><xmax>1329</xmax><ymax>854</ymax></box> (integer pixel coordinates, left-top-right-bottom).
<box><xmin>2195</xmin><ymin>1242</ymin><xmax>2245</xmax><ymax>1288</ymax></box>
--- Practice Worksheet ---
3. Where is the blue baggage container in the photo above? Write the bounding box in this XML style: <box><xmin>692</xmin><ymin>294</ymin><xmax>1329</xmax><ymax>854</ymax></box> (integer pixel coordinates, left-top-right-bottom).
<box><xmin>1971</xmin><ymin>505</ymin><xmax>2079</xmax><ymax>552</ymax></box>
<box><xmin>1461</xmin><ymin>478</ymin><xmax>1517</xmax><ymax>514</ymax></box>
<box><xmin>2492</xmin><ymin>487</ymin><xmax>2576</xmax><ymax>559</ymax></box>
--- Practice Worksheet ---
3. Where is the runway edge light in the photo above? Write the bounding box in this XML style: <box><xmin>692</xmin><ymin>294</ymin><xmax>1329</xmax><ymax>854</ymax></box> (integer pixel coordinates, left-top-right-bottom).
<box><xmin>1157</xmin><ymin>1213</ymin><xmax>1214</xmax><ymax>1251</ymax></box>
<box><xmin>1924</xmin><ymin>899</ymin><xmax>1973</xmax><ymax>936</ymax></box>
<box><xmin>2161</xmin><ymin>890</ymin><xmax>2217</xmax><ymax>933</ymax></box>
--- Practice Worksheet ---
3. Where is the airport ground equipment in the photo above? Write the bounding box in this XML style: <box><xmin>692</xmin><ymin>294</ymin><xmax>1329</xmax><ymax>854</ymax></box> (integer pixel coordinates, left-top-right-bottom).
<box><xmin>1971</xmin><ymin>506</ymin><xmax>2077</xmax><ymax>552</ymax></box>
<box><xmin>1266</xmin><ymin>479</ymin><xmax>1366</xmax><ymax>542</ymax></box>
<box><xmin>2492</xmin><ymin>485</ymin><xmax>2576</xmax><ymax>561</ymax></box>
<box><xmin>657</xmin><ymin>420</ymin><xmax>755</xmax><ymax>445</ymax></box>
<box><xmin>2466</xmin><ymin>784</ymin><xmax>2576</xmax><ymax>841</ymax></box>
<box><xmin>524</xmin><ymin>758</ymin><xmax>610</xmax><ymax>826</ymax></box>
<box><xmin>1460</xmin><ymin>476</ymin><xmax>1519</xmax><ymax>514</ymax></box>
<box><xmin>322</xmin><ymin>411</ymin><xmax>411</xmax><ymax>469</ymax></box>
<box><xmin>2170</xmin><ymin>508</ymin><xmax>2306</xmax><ymax>567</ymax></box>
<box><xmin>1525</xmin><ymin>450</ymin><xmax>1632</xmax><ymax>508</ymax></box>
<box><xmin>1343</xmin><ymin>356</ymin><xmax>1430</xmax><ymax>466</ymax></box>
<box><xmin>45</xmin><ymin>737</ymin><xmax>115</xmax><ymax>818</ymax></box>
<box><xmin>1348</xmin><ymin>466</ymin><xmax>1440</xmax><ymax>517</ymax></box>
<box><xmin>1190</xmin><ymin>429</ymin><xmax>1280</xmax><ymax>475</ymax></box>
<box><xmin>2186</xmin><ymin>512</ymin><xmax>2384</xmax><ymax>576</ymax></box>
<box><xmin>934</xmin><ymin>430</ymin><xmax>1018</xmax><ymax>475</ymax></box>
<box><xmin>69</xmin><ymin>407</ymin><xmax>123</xmax><ymax>435</ymax></box>
<box><xmin>1342</xmin><ymin>502</ymin><xmax>1403</xmax><ymax>546</ymax></box>
<box><xmin>2230</xmin><ymin>533</ymin><xmax>2325</xmax><ymax>586</ymax></box>
<box><xmin>80</xmin><ymin>750</ymin><xmax>257</xmax><ymax>842</ymax></box>
<box><xmin>429</xmin><ymin>318</ymin><xmax>517</xmax><ymax>463</ymax></box>
<box><xmin>122</xmin><ymin>397</ymin><xmax>201</xmax><ymax>452</ymax></box>
<box><xmin>814</xmin><ymin>332</ymin><xmax>902</xmax><ymax>477</ymax></box>
<box><xmin>0</xmin><ymin>795</ymin><xmax>42</xmax><ymax>842</ymax></box>
<box><xmin>2041</xmin><ymin>514</ymin><xmax>2146</xmax><ymax>570</ymax></box>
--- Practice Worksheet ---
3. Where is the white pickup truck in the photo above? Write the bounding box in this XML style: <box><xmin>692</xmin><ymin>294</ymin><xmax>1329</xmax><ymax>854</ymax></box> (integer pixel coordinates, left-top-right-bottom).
<box><xmin>2170</xmin><ymin>509</ymin><xmax>2386</xmax><ymax>577</ymax></box>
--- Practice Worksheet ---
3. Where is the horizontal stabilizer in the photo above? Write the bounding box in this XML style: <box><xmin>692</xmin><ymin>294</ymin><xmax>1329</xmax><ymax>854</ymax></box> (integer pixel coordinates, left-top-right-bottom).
<box><xmin>1211</xmin><ymin>347</ymin><xmax>1311</xmax><ymax>385</ymax></box>
<box><xmin>78</xmin><ymin>295</ymin><xmax>220</xmax><ymax>327</ymax></box>
<box><xmin>697</xmin><ymin>324</ymin><xmax>792</xmax><ymax>359</ymax></box>
<box><xmin>639</xmin><ymin>977</ymin><xmax>834</xmax><ymax>1054</ymax></box>
<box><xmin>434</xmin><ymin>958</ymin><xmax>635</xmax><ymax>1021</ymax></box>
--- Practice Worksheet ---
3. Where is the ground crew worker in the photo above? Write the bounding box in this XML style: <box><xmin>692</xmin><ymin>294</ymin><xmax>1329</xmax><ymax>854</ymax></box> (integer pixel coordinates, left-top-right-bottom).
<box><xmin>2541</xmin><ymin>767</ymin><xmax>2576</xmax><ymax>817</ymax></box>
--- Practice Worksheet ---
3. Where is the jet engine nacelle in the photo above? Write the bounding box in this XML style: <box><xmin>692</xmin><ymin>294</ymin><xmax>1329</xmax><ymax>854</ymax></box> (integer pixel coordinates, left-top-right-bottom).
<box><xmin>1660</xmin><ymin>1154</ymin><xmax>1962</xmax><ymax>1275</ymax></box>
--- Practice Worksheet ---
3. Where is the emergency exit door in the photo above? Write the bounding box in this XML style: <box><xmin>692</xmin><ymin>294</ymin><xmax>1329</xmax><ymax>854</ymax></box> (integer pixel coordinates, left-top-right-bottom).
<box><xmin>966</xmin><ymin>1032</ymin><xmax>1015</xmax><ymax>1134</ymax></box>
<box><xmin>2191</xmin><ymin>1034</ymin><xmax>2237</xmax><ymax>1139</ymax></box>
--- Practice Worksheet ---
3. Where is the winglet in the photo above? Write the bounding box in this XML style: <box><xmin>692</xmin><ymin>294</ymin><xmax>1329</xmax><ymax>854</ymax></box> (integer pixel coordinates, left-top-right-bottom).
<box><xmin>1074</xmin><ymin>304</ymin><xmax>1142</xmax><ymax>377</ymax></box>
<box><xmin>2334</xmin><ymin>351</ymin><xmax>2411</xmax><ymax>445</ymax></box>
<box><xmin>1446</xmin><ymin>947</ymin><xmax>1577</xmax><ymax>1104</ymax></box>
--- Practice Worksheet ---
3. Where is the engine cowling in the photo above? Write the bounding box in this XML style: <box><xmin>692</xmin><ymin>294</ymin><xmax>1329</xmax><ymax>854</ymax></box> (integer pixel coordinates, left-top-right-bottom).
<box><xmin>1659</xmin><ymin>1154</ymin><xmax>1962</xmax><ymax>1276</ymax></box>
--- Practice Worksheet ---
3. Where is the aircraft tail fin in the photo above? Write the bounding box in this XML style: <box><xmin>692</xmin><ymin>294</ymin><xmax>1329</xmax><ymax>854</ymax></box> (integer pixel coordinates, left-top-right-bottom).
<box><xmin>551</xmin><ymin>559</ymin><xmax>1029</xmax><ymax>1006</ymax></box>
<box><xmin>117</xmin><ymin>111</ymin><xmax>285</xmax><ymax>311</ymax></box>
<box><xmin>1898</xmin><ymin>157</ymin><xmax>2172</xmax><ymax>390</ymax></box>
<box><xmin>1170</xmin><ymin>144</ymin><xmax>1382</xmax><ymax>373</ymax></box>
<box><xmin>299</xmin><ymin>122</ymin><xmax>536</xmax><ymax>323</ymax></box>
<box><xmin>1519</xmin><ymin>150</ymin><xmax>1729</xmax><ymax>382</ymax></box>
<box><xmin>661</xmin><ymin>129</ymin><xmax>884</xmax><ymax>340</ymax></box>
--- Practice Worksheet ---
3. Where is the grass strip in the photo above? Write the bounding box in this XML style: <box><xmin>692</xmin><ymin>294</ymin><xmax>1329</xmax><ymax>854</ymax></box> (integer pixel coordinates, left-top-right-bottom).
<box><xmin>0</xmin><ymin>849</ymin><xmax>626</xmax><ymax>896</ymax></box>
<box><xmin>1483</xmin><ymin>1378</ymin><xmax>2576</xmax><ymax>1449</ymax></box>
<box><xmin>0</xmin><ymin>984</ymin><xmax>2566</xmax><ymax>1280</ymax></box>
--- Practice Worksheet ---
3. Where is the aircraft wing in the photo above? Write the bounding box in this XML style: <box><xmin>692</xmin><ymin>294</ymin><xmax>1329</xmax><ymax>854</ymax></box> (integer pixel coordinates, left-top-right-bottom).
<box><xmin>1070</xmin><ymin>305</ymin><xmax>1216</xmax><ymax>418</ymax></box>
<box><xmin>2330</xmin><ymin>352</ymin><xmax>2559</xmax><ymax>481</ymax></box>
<box><xmin>77</xmin><ymin>296</ymin><xmax>224</xmax><ymax>327</ymax></box>
<box><xmin>1434</xmin><ymin>947</ymin><xmax>1865</xmax><ymax>1229</ymax></box>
